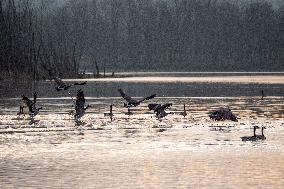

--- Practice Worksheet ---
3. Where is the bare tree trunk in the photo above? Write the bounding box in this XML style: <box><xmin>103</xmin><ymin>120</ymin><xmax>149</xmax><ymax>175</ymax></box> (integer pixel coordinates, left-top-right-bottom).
<box><xmin>72</xmin><ymin>42</ymin><xmax>78</xmax><ymax>77</ymax></box>
<box><xmin>94</xmin><ymin>58</ymin><xmax>100</xmax><ymax>77</ymax></box>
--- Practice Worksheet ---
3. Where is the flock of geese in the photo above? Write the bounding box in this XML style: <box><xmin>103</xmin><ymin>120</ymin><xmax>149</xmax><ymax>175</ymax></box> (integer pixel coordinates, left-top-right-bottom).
<box><xmin>16</xmin><ymin>75</ymin><xmax>267</xmax><ymax>141</ymax></box>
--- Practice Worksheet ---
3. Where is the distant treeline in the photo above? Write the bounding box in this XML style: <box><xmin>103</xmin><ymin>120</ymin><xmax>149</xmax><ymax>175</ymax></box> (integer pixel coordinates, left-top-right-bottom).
<box><xmin>0</xmin><ymin>0</ymin><xmax>283</xmax><ymax>80</ymax></box>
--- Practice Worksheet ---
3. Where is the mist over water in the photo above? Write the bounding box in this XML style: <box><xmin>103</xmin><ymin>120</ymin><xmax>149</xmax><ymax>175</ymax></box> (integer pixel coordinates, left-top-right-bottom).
<box><xmin>1</xmin><ymin>75</ymin><xmax>284</xmax><ymax>99</ymax></box>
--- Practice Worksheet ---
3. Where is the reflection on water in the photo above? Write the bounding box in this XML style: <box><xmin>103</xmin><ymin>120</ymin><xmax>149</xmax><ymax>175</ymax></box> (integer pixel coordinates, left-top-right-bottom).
<box><xmin>0</xmin><ymin>76</ymin><xmax>284</xmax><ymax>98</ymax></box>
<box><xmin>0</xmin><ymin>96</ymin><xmax>284</xmax><ymax>188</ymax></box>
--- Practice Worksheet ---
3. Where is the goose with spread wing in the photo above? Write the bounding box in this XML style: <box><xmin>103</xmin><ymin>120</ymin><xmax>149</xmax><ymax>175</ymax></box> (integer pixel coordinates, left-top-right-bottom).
<box><xmin>19</xmin><ymin>92</ymin><xmax>42</xmax><ymax>117</ymax></box>
<box><xmin>53</xmin><ymin>77</ymin><xmax>87</xmax><ymax>91</ymax></box>
<box><xmin>148</xmin><ymin>103</ymin><xmax>173</xmax><ymax>119</ymax></box>
<box><xmin>49</xmin><ymin>70</ymin><xmax>87</xmax><ymax>91</ymax></box>
<box><xmin>118</xmin><ymin>89</ymin><xmax>156</xmax><ymax>108</ymax></box>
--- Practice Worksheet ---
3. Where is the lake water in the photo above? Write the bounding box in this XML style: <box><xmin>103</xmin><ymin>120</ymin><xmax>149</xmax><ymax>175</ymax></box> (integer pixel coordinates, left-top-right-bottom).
<box><xmin>1</xmin><ymin>75</ymin><xmax>284</xmax><ymax>98</ymax></box>
<box><xmin>0</xmin><ymin>74</ymin><xmax>283</xmax><ymax>188</ymax></box>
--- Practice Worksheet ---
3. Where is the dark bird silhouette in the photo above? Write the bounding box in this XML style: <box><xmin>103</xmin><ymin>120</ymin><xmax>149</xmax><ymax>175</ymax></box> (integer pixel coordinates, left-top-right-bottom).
<box><xmin>118</xmin><ymin>89</ymin><xmax>156</xmax><ymax>115</ymax></box>
<box><xmin>241</xmin><ymin>126</ymin><xmax>266</xmax><ymax>141</ymax></box>
<box><xmin>53</xmin><ymin>77</ymin><xmax>87</xmax><ymax>91</ymax></box>
<box><xmin>209</xmin><ymin>108</ymin><xmax>238</xmax><ymax>122</ymax></box>
<box><xmin>49</xmin><ymin>70</ymin><xmax>87</xmax><ymax>91</ymax></box>
<box><xmin>53</xmin><ymin>77</ymin><xmax>72</xmax><ymax>91</ymax></box>
<box><xmin>118</xmin><ymin>89</ymin><xmax>156</xmax><ymax>108</ymax></box>
<box><xmin>74</xmin><ymin>89</ymin><xmax>90</xmax><ymax>120</ymax></box>
<box><xmin>20</xmin><ymin>93</ymin><xmax>42</xmax><ymax>117</ymax></box>
<box><xmin>148</xmin><ymin>103</ymin><xmax>173</xmax><ymax>119</ymax></box>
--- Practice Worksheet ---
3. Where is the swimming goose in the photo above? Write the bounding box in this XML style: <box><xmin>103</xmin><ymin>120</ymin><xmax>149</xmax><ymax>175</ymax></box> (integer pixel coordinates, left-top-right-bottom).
<box><xmin>257</xmin><ymin>126</ymin><xmax>266</xmax><ymax>140</ymax></box>
<box><xmin>241</xmin><ymin>126</ymin><xmax>266</xmax><ymax>141</ymax></box>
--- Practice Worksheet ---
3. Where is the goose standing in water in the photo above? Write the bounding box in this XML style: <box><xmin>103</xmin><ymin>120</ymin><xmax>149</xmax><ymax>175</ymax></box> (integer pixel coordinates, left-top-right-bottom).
<box><xmin>73</xmin><ymin>89</ymin><xmax>90</xmax><ymax>123</ymax></box>
<box><xmin>148</xmin><ymin>103</ymin><xmax>173</xmax><ymax>120</ymax></box>
<box><xmin>118</xmin><ymin>89</ymin><xmax>156</xmax><ymax>114</ymax></box>
<box><xmin>209</xmin><ymin>108</ymin><xmax>238</xmax><ymax>122</ymax></box>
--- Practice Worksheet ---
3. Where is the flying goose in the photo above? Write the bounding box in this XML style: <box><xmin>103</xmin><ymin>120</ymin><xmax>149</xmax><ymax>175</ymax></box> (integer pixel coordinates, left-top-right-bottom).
<box><xmin>53</xmin><ymin>77</ymin><xmax>87</xmax><ymax>91</ymax></box>
<box><xmin>49</xmin><ymin>70</ymin><xmax>87</xmax><ymax>91</ymax></box>
<box><xmin>118</xmin><ymin>89</ymin><xmax>156</xmax><ymax>108</ymax></box>
<box><xmin>118</xmin><ymin>89</ymin><xmax>156</xmax><ymax>114</ymax></box>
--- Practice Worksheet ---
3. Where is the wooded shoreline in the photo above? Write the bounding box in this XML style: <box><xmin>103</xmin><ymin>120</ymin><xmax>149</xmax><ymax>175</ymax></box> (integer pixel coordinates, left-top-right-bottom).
<box><xmin>1</xmin><ymin>0</ymin><xmax>283</xmax><ymax>81</ymax></box>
